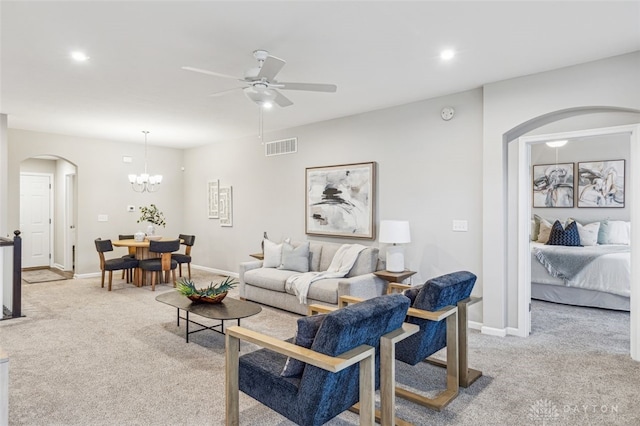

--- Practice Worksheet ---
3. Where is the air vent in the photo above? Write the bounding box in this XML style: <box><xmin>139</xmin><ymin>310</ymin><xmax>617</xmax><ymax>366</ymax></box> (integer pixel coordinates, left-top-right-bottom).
<box><xmin>265</xmin><ymin>137</ymin><xmax>297</xmax><ymax>157</ymax></box>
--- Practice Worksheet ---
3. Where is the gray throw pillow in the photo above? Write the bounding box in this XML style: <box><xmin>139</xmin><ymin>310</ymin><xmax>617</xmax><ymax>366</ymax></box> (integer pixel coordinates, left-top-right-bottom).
<box><xmin>281</xmin><ymin>314</ymin><xmax>326</xmax><ymax>377</ymax></box>
<box><xmin>279</xmin><ymin>241</ymin><xmax>310</xmax><ymax>272</ymax></box>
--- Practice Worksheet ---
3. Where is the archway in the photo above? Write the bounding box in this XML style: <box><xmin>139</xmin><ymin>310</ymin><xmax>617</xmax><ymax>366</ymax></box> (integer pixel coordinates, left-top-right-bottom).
<box><xmin>502</xmin><ymin>106</ymin><xmax>640</xmax><ymax>361</ymax></box>
<box><xmin>19</xmin><ymin>155</ymin><xmax>78</xmax><ymax>273</ymax></box>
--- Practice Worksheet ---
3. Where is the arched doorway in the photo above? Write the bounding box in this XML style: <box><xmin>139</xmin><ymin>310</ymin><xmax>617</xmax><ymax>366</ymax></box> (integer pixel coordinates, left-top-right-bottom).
<box><xmin>501</xmin><ymin>106</ymin><xmax>640</xmax><ymax>361</ymax></box>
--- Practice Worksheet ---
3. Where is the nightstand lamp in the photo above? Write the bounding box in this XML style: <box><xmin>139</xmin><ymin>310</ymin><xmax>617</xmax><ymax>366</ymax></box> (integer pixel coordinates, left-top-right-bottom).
<box><xmin>379</xmin><ymin>220</ymin><xmax>411</xmax><ymax>273</ymax></box>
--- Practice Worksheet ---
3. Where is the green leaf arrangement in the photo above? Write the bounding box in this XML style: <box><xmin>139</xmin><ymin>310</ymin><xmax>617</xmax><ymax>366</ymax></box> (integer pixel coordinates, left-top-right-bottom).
<box><xmin>137</xmin><ymin>204</ymin><xmax>166</xmax><ymax>227</ymax></box>
<box><xmin>176</xmin><ymin>276</ymin><xmax>238</xmax><ymax>297</ymax></box>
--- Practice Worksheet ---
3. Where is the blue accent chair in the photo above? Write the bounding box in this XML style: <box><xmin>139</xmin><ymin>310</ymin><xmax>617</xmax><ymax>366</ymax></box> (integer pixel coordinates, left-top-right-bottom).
<box><xmin>394</xmin><ymin>270</ymin><xmax>477</xmax><ymax>411</ymax></box>
<box><xmin>225</xmin><ymin>293</ymin><xmax>412</xmax><ymax>426</ymax></box>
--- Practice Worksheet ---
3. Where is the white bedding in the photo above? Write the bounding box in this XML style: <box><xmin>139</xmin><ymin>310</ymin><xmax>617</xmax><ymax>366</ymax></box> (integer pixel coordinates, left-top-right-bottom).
<box><xmin>530</xmin><ymin>242</ymin><xmax>630</xmax><ymax>297</ymax></box>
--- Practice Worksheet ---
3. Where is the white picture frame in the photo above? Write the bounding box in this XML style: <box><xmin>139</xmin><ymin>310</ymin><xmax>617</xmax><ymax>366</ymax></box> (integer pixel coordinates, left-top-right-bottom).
<box><xmin>219</xmin><ymin>186</ymin><xmax>233</xmax><ymax>227</ymax></box>
<box><xmin>208</xmin><ymin>180</ymin><xmax>219</xmax><ymax>218</ymax></box>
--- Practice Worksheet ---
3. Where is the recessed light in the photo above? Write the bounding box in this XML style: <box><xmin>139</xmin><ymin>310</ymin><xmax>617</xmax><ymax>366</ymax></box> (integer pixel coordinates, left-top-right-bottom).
<box><xmin>71</xmin><ymin>51</ymin><xmax>90</xmax><ymax>62</ymax></box>
<box><xmin>440</xmin><ymin>49</ymin><xmax>455</xmax><ymax>61</ymax></box>
<box><xmin>546</xmin><ymin>140</ymin><xmax>568</xmax><ymax>148</ymax></box>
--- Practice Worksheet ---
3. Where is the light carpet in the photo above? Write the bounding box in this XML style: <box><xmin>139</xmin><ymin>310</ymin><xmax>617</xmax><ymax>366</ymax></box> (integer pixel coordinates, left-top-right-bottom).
<box><xmin>1</xmin><ymin>268</ymin><xmax>639</xmax><ymax>425</ymax></box>
<box><xmin>21</xmin><ymin>269</ymin><xmax>68</xmax><ymax>284</ymax></box>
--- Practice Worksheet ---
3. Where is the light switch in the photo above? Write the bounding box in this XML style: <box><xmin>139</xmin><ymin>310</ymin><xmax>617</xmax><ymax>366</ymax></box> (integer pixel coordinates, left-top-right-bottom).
<box><xmin>452</xmin><ymin>220</ymin><xmax>468</xmax><ymax>232</ymax></box>
<box><xmin>98</xmin><ymin>214</ymin><xmax>108</xmax><ymax>222</ymax></box>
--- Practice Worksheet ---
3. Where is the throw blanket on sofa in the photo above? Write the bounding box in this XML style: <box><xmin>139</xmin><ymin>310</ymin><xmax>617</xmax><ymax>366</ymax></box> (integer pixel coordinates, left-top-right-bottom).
<box><xmin>286</xmin><ymin>244</ymin><xmax>367</xmax><ymax>304</ymax></box>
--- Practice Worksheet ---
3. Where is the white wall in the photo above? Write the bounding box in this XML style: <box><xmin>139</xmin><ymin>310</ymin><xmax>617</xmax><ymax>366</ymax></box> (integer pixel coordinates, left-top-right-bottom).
<box><xmin>183</xmin><ymin>89</ymin><xmax>485</xmax><ymax>318</ymax></box>
<box><xmin>7</xmin><ymin>130</ymin><xmax>185</xmax><ymax>275</ymax></box>
<box><xmin>483</xmin><ymin>51</ymin><xmax>640</xmax><ymax>334</ymax></box>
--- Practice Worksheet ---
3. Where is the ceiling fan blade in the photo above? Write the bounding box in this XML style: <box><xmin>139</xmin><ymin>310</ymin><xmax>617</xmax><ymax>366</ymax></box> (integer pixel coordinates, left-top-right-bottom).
<box><xmin>273</xmin><ymin>90</ymin><xmax>294</xmax><ymax>107</ymax></box>
<box><xmin>181</xmin><ymin>66</ymin><xmax>241</xmax><ymax>81</ymax></box>
<box><xmin>208</xmin><ymin>87</ymin><xmax>244</xmax><ymax>97</ymax></box>
<box><xmin>278</xmin><ymin>82</ymin><xmax>337</xmax><ymax>93</ymax></box>
<box><xmin>256</xmin><ymin>55</ymin><xmax>286</xmax><ymax>81</ymax></box>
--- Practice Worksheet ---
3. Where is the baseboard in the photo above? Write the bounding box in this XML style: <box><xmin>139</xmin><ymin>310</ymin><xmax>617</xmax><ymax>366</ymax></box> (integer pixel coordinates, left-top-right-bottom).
<box><xmin>506</xmin><ymin>327</ymin><xmax>524</xmax><ymax>337</ymax></box>
<box><xmin>468</xmin><ymin>320</ymin><xmax>482</xmax><ymax>331</ymax></box>
<box><xmin>74</xmin><ymin>272</ymin><xmax>101</xmax><ymax>279</ymax></box>
<box><xmin>191</xmin><ymin>264</ymin><xmax>238</xmax><ymax>279</ymax></box>
<box><xmin>52</xmin><ymin>263</ymin><xmax>65</xmax><ymax>271</ymax></box>
<box><xmin>480</xmin><ymin>325</ymin><xmax>507</xmax><ymax>337</ymax></box>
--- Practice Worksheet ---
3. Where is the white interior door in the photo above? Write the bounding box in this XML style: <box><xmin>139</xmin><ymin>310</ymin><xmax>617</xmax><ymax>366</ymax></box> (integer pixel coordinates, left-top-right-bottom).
<box><xmin>20</xmin><ymin>173</ymin><xmax>52</xmax><ymax>268</ymax></box>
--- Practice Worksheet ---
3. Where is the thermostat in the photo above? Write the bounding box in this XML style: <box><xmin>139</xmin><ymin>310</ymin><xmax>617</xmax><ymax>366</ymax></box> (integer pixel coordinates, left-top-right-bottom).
<box><xmin>441</xmin><ymin>106</ymin><xmax>455</xmax><ymax>121</ymax></box>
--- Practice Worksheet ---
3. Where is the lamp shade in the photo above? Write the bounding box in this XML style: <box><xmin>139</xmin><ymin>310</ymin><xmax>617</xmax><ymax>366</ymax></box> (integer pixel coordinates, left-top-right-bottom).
<box><xmin>379</xmin><ymin>220</ymin><xmax>411</xmax><ymax>244</ymax></box>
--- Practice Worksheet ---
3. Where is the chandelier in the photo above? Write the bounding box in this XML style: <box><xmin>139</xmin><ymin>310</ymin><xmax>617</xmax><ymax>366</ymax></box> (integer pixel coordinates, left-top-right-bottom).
<box><xmin>128</xmin><ymin>131</ymin><xmax>163</xmax><ymax>193</ymax></box>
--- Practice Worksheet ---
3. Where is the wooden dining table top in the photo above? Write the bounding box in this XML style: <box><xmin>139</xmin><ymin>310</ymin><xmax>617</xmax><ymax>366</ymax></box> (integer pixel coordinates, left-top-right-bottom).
<box><xmin>112</xmin><ymin>238</ymin><xmax>182</xmax><ymax>248</ymax></box>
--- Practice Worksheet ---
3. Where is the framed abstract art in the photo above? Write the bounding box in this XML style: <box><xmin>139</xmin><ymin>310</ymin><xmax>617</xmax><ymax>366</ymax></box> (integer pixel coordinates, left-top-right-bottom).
<box><xmin>305</xmin><ymin>162</ymin><xmax>375</xmax><ymax>239</ymax></box>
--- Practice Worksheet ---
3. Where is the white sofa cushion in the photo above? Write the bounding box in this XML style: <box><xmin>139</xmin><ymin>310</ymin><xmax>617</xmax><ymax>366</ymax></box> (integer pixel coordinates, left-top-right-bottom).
<box><xmin>284</xmin><ymin>278</ymin><xmax>340</xmax><ymax>304</ymax></box>
<box><xmin>244</xmin><ymin>268</ymin><xmax>299</xmax><ymax>293</ymax></box>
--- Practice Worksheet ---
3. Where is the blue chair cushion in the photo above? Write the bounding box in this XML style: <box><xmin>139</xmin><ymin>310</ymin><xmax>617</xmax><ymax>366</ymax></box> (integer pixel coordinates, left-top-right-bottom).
<box><xmin>239</xmin><ymin>293</ymin><xmax>409</xmax><ymax>426</ymax></box>
<box><xmin>138</xmin><ymin>258</ymin><xmax>178</xmax><ymax>271</ymax></box>
<box><xmin>396</xmin><ymin>271</ymin><xmax>476</xmax><ymax>366</ymax></box>
<box><xmin>281</xmin><ymin>314</ymin><xmax>326</xmax><ymax>377</ymax></box>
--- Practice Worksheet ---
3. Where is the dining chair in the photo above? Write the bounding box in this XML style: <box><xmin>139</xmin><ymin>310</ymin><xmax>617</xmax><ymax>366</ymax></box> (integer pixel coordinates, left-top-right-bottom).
<box><xmin>94</xmin><ymin>238</ymin><xmax>139</xmax><ymax>291</ymax></box>
<box><xmin>138</xmin><ymin>239</ymin><xmax>180</xmax><ymax>291</ymax></box>
<box><xmin>172</xmin><ymin>234</ymin><xmax>195</xmax><ymax>279</ymax></box>
<box><xmin>118</xmin><ymin>234</ymin><xmax>136</xmax><ymax>283</ymax></box>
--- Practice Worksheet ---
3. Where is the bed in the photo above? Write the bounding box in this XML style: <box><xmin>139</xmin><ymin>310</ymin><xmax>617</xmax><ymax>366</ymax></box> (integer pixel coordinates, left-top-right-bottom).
<box><xmin>531</xmin><ymin>241</ymin><xmax>631</xmax><ymax>311</ymax></box>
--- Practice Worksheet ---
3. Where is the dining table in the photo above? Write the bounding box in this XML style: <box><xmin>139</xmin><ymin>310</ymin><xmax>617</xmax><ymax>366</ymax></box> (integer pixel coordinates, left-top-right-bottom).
<box><xmin>112</xmin><ymin>238</ymin><xmax>182</xmax><ymax>287</ymax></box>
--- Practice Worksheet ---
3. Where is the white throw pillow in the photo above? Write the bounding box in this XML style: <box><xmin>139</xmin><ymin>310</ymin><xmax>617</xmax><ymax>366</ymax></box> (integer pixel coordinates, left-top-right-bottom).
<box><xmin>606</xmin><ymin>221</ymin><xmax>631</xmax><ymax>245</ymax></box>
<box><xmin>262</xmin><ymin>239</ymin><xmax>283</xmax><ymax>268</ymax></box>
<box><xmin>570</xmin><ymin>220</ymin><xmax>600</xmax><ymax>246</ymax></box>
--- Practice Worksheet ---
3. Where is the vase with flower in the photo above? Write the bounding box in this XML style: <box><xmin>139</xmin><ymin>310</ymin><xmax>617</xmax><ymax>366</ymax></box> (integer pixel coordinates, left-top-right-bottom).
<box><xmin>137</xmin><ymin>204</ymin><xmax>166</xmax><ymax>240</ymax></box>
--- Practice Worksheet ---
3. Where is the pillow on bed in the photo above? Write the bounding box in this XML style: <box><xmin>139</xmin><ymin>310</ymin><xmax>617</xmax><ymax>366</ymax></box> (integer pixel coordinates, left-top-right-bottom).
<box><xmin>567</xmin><ymin>219</ymin><xmax>600</xmax><ymax>246</ymax></box>
<box><xmin>546</xmin><ymin>220</ymin><xmax>581</xmax><ymax>246</ymax></box>
<box><xmin>604</xmin><ymin>221</ymin><xmax>631</xmax><ymax>245</ymax></box>
<box><xmin>536</xmin><ymin>217</ymin><xmax>554</xmax><ymax>244</ymax></box>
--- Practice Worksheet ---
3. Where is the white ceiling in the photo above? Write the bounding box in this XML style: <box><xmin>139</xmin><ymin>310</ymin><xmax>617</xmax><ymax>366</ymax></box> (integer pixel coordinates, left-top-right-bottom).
<box><xmin>2</xmin><ymin>1</ymin><xmax>639</xmax><ymax>149</ymax></box>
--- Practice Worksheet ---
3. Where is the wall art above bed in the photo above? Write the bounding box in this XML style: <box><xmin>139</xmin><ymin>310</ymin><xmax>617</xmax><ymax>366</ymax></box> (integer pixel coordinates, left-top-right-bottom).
<box><xmin>577</xmin><ymin>160</ymin><xmax>625</xmax><ymax>208</ymax></box>
<box><xmin>532</xmin><ymin>163</ymin><xmax>574</xmax><ymax>208</ymax></box>
<box><xmin>305</xmin><ymin>162</ymin><xmax>375</xmax><ymax>239</ymax></box>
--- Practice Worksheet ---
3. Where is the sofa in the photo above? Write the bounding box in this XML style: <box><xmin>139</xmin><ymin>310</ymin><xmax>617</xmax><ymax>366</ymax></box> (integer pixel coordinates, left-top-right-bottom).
<box><xmin>238</xmin><ymin>240</ymin><xmax>387</xmax><ymax>315</ymax></box>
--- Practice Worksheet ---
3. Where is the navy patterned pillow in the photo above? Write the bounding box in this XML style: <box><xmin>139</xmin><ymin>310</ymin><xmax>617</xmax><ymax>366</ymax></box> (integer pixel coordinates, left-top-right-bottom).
<box><xmin>281</xmin><ymin>314</ymin><xmax>326</xmax><ymax>377</ymax></box>
<box><xmin>546</xmin><ymin>220</ymin><xmax>582</xmax><ymax>247</ymax></box>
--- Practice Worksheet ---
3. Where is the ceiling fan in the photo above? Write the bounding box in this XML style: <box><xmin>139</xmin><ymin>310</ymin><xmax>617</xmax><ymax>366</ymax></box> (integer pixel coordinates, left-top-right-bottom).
<box><xmin>182</xmin><ymin>50</ymin><xmax>337</xmax><ymax>108</ymax></box>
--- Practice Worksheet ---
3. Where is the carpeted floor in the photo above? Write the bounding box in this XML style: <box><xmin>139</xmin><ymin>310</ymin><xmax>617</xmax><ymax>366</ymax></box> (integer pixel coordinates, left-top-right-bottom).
<box><xmin>1</xmin><ymin>268</ymin><xmax>638</xmax><ymax>425</ymax></box>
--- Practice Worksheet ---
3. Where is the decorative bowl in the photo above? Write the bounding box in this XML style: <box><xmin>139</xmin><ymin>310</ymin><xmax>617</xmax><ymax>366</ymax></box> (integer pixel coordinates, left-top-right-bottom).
<box><xmin>145</xmin><ymin>235</ymin><xmax>163</xmax><ymax>241</ymax></box>
<box><xmin>187</xmin><ymin>292</ymin><xmax>228</xmax><ymax>304</ymax></box>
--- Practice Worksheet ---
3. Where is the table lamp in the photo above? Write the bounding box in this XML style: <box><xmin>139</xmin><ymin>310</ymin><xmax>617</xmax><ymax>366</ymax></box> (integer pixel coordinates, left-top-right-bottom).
<box><xmin>379</xmin><ymin>220</ymin><xmax>411</xmax><ymax>272</ymax></box>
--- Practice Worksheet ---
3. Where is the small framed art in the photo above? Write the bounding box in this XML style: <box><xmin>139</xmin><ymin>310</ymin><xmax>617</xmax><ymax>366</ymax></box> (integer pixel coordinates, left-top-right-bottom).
<box><xmin>532</xmin><ymin>163</ymin><xmax>574</xmax><ymax>208</ymax></box>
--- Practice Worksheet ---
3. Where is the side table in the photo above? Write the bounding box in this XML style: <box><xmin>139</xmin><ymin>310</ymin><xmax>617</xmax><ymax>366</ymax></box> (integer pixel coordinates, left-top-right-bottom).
<box><xmin>374</xmin><ymin>270</ymin><xmax>416</xmax><ymax>284</ymax></box>
<box><xmin>249</xmin><ymin>253</ymin><xmax>264</xmax><ymax>260</ymax></box>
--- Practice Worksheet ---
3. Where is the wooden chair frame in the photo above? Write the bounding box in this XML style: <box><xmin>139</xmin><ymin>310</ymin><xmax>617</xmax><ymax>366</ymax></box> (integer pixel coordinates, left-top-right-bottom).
<box><xmin>388</xmin><ymin>283</ymin><xmax>483</xmax><ymax>387</ymax></box>
<box><xmin>334</xmin><ymin>295</ymin><xmax>459</xmax><ymax>412</ymax></box>
<box><xmin>225</xmin><ymin>326</ymin><xmax>378</xmax><ymax>426</ymax></box>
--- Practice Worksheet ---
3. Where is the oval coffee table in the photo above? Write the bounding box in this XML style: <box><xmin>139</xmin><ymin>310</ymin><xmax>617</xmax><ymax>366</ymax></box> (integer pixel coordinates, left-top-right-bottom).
<box><xmin>156</xmin><ymin>291</ymin><xmax>262</xmax><ymax>343</ymax></box>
